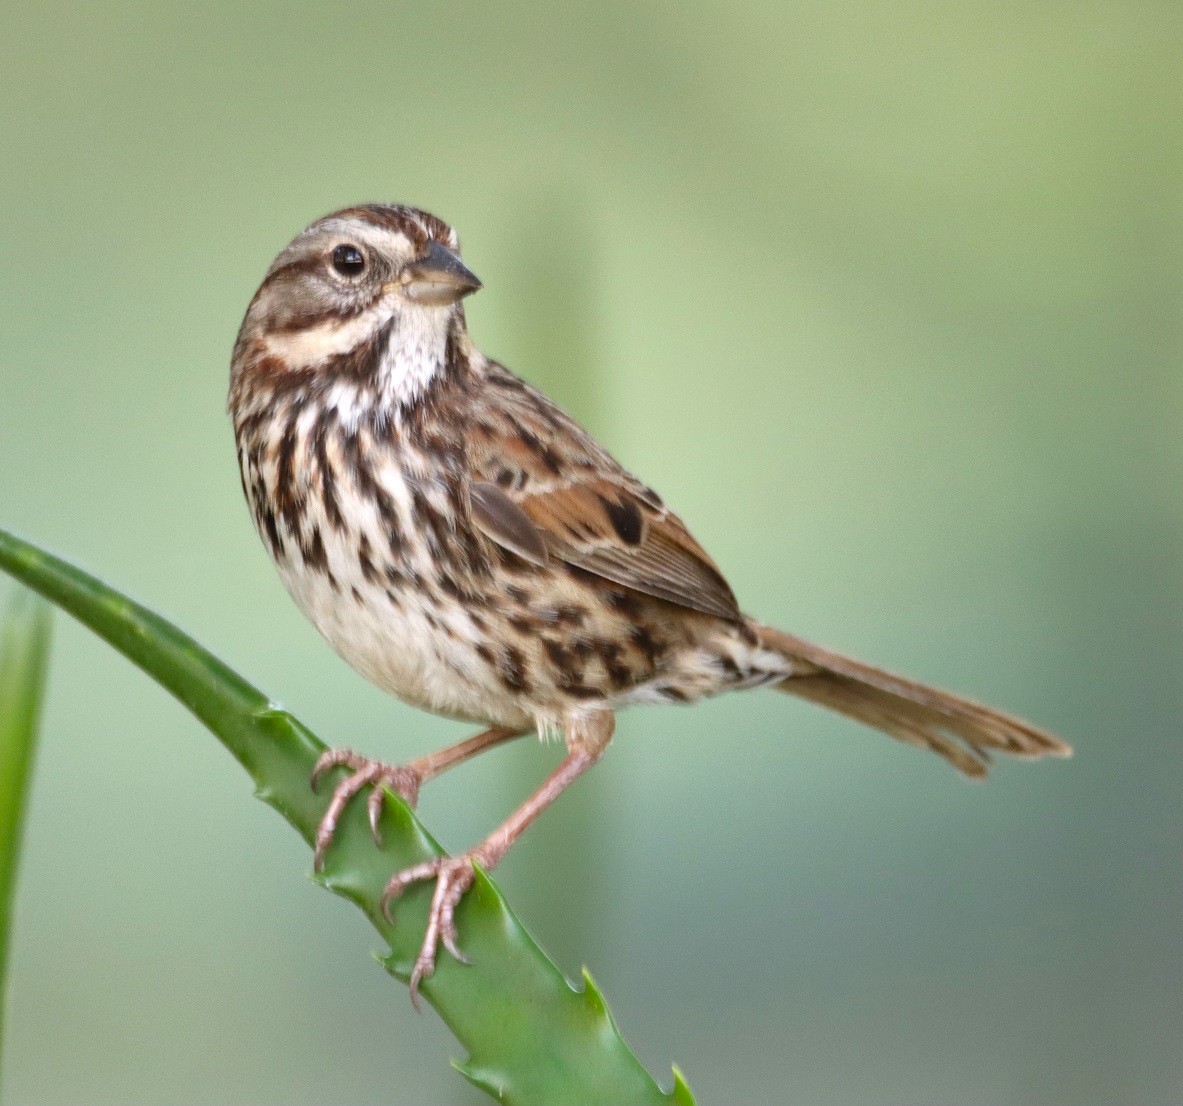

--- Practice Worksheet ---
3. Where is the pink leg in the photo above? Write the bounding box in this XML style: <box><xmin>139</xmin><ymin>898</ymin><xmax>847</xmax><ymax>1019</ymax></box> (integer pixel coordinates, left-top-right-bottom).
<box><xmin>382</xmin><ymin>712</ymin><xmax>616</xmax><ymax>1008</ymax></box>
<box><xmin>310</xmin><ymin>725</ymin><xmax>526</xmax><ymax>870</ymax></box>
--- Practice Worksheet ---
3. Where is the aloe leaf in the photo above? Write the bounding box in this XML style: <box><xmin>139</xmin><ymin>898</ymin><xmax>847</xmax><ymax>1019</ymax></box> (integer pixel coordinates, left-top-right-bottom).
<box><xmin>0</xmin><ymin>586</ymin><xmax>52</xmax><ymax>1090</ymax></box>
<box><xmin>0</xmin><ymin>529</ymin><xmax>691</xmax><ymax>1105</ymax></box>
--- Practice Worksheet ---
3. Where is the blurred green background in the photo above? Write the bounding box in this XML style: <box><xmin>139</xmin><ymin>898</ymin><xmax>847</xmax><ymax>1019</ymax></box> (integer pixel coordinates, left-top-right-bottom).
<box><xmin>1</xmin><ymin>2</ymin><xmax>1179</xmax><ymax>1103</ymax></box>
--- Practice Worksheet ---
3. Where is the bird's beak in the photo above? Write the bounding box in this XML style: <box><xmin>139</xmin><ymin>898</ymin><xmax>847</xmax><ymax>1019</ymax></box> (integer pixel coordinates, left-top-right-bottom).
<box><xmin>391</xmin><ymin>241</ymin><xmax>482</xmax><ymax>306</ymax></box>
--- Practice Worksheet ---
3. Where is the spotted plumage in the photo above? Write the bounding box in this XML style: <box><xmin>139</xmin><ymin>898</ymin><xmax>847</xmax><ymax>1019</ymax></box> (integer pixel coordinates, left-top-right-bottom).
<box><xmin>229</xmin><ymin>203</ymin><xmax>1070</xmax><ymax>1001</ymax></box>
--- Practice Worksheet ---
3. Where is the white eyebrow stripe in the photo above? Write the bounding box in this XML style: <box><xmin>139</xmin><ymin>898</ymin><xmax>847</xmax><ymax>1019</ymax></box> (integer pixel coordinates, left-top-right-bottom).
<box><xmin>314</xmin><ymin>219</ymin><xmax>416</xmax><ymax>260</ymax></box>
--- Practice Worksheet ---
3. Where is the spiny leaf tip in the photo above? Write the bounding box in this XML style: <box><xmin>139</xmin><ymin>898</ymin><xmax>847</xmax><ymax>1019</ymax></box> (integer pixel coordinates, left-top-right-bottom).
<box><xmin>452</xmin><ymin>1058</ymin><xmax>507</xmax><ymax>1100</ymax></box>
<box><xmin>670</xmin><ymin>1063</ymin><xmax>696</xmax><ymax>1105</ymax></box>
<box><xmin>580</xmin><ymin>965</ymin><xmax>610</xmax><ymax>1021</ymax></box>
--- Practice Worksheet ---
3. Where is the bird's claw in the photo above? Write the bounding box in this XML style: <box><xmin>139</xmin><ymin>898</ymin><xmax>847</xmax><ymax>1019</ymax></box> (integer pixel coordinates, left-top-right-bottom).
<box><xmin>382</xmin><ymin>852</ymin><xmax>483</xmax><ymax>1009</ymax></box>
<box><xmin>310</xmin><ymin>749</ymin><xmax>422</xmax><ymax>870</ymax></box>
<box><xmin>310</xmin><ymin>749</ymin><xmax>490</xmax><ymax>1008</ymax></box>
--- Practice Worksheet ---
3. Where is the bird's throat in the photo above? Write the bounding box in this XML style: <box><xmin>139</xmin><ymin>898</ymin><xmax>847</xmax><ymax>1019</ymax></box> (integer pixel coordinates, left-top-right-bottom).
<box><xmin>375</xmin><ymin>302</ymin><xmax>456</xmax><ymax>413</ymax></box>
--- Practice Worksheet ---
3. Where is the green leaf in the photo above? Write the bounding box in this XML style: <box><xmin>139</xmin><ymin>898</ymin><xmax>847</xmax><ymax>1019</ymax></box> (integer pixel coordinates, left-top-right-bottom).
<box><xmin>0</xmin><ymin>529</ymin><xmax>693</xmax><ymax>1106</ymax></box>
<box><xmin>0</xmin><ymin>585</ymin><xmax>52</xmax><ymax>1088</ymax></box>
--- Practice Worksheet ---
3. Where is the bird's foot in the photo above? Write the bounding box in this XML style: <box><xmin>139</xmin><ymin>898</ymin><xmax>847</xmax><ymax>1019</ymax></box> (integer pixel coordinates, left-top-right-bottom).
<box><xmin>381</xmin><ymin>849</ymin><xmax>493</xmax><ymax>1009</ymax></box>
<box><xmin>310</xmin><ymin>748</ymin><xmax>423</xmax><ymax>870</ymax></box>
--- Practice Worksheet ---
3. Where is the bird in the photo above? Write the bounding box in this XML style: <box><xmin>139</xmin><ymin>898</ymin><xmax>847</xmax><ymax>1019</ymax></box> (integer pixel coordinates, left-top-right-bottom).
<box><xmin>228</xmin><ymin>203</ymin><xmax>1071</xmax><ymax>1002</ymax></box>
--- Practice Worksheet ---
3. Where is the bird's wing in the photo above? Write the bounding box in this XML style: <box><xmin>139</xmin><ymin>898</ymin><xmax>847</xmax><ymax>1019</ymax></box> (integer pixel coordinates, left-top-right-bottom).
<box><xmin>466</xmin><ymin>363</ymin><xmax>740</xmax><ymax>621</ymax></box>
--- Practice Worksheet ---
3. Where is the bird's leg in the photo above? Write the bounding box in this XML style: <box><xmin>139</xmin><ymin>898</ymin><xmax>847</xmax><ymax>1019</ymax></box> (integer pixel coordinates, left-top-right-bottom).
<box><xmin>311</xmin><ymin>725</ymin><xmax>525</xmax><ymax>869</ymax></box>
<box><xmin>382</xmin><ymin>712</ymin><xmax>615</xmax><ymax>1008</ymax></box>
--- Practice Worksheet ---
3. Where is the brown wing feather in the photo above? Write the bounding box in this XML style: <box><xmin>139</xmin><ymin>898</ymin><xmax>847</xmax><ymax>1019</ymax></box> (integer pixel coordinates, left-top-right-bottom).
<box><xmin>467</xmin><ymin>363</ymin><xmax>740</xmax><ymax>620</ymax></box>
<box><xmin>469</xmin><ymin>480</ymin><xmax>549</xmax><ymax>566</ymax></box>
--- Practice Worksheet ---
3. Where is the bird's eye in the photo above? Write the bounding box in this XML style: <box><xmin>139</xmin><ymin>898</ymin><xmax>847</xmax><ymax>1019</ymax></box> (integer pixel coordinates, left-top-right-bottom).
<box><xmin>330</xmin><ymin>244</ymin><xmax>366</xmax><ymax>278</ymax></box>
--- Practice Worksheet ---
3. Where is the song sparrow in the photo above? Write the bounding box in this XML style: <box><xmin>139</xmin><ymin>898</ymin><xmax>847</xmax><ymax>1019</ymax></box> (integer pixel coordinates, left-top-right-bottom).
<box><xmin>229</xmin><ymin>204</ymin><xmax>1070</xmax><ymax>1002</ymax></box>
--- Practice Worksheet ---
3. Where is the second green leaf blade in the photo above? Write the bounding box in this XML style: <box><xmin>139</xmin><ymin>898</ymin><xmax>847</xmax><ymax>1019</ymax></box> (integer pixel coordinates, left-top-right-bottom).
<box><xmin>0</xmin><ymin>585</ymin><xmax>53</xmax><ymax>1092</ymax></box>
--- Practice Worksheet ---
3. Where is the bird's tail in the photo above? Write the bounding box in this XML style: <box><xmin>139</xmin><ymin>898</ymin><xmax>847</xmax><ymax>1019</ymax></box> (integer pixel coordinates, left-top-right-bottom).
<box><xmin>749</xmin><ymin>621</ymin><xmax>1072</xmax><ymax>778</ymax></box>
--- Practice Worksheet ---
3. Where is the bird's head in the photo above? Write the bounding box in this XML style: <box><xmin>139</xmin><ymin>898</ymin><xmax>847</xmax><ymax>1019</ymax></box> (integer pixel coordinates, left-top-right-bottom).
<box><xmin>231</xmin><ymin>204</ymin><xmax>482</xmax><ymax>412</ymax></box>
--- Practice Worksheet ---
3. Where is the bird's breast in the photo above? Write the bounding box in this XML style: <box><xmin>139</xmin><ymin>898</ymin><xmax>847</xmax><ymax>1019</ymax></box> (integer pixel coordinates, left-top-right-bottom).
<box><xmin>235</xmin><ymin>402</ymin><xmax>525</xmax><ymax>726</ymax></box>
